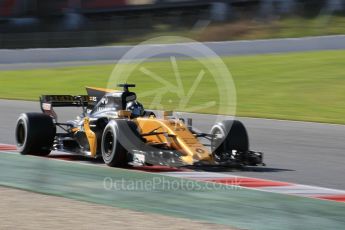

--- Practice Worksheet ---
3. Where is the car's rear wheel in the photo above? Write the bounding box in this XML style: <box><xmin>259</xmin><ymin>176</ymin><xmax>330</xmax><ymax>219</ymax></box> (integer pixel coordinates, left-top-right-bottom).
<box><xmin>15</xmin><ymin>113</ymin><xmax>56</xmax><ymax>156</ymax></box>
<box><xmin>210</xmin><ymin>120</ymin><xmax>249</xmax><ymax>162</ymax></box>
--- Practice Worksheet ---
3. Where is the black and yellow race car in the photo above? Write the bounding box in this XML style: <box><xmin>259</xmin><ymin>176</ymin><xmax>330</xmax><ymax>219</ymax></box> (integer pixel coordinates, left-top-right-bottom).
<box><xmin>15</xmin><ymin>84</ymin><xmax>263</xmax><ymax>167</ymax></box>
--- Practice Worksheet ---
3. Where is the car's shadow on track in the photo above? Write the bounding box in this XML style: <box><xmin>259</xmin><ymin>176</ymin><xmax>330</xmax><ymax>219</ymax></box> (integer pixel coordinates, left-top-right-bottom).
<box><xmin>46</xmin><ymin>154</ymin><xmax>185</xmax><ymax>171</ymax></box>
<box><xmin>46</xmin><ymin>154</ymin><xmax>294</xmax><ymax>173</ymax></box>
<box><xmin>46</xmin><ymin>154</ymin><xmax>104</xmax><ymax>164</ymax></box>
<box><xmin>184</xmin><ymin>165</ymin><xmax>294</xmax><ymax>173</ymax></box>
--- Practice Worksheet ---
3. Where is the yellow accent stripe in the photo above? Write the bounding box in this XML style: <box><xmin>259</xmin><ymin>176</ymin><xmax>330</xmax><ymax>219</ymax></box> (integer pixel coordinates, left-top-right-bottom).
<box><xmin>83</xmin><ymin>117</ymin><xmax>97</xmax><ymax>157</ymax></box>
<box><xmin>85</xmin><ymin>86</ymin><xmax>118</xmax><ymax>93</ymax></box>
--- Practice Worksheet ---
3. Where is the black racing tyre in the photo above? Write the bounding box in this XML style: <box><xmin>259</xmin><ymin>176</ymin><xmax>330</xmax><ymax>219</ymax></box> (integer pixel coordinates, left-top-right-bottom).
<box><xmin>101</xmin><ymin>120</ymin><xmax>141</xmax><ymax>167</ymax></box>
<box><xmin>210</xmin><ymin>120</ymin><xmax>249</xmax><ymax>158</ymax></box>
<box><xmin>15</xmin><ymin>113</ymin><xmax>56</xmax><ymax>156</ymax></box>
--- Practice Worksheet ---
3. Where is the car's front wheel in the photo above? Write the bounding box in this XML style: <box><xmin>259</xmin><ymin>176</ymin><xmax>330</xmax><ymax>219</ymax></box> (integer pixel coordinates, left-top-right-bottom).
<box><xmin>210</xmin><ymin>120</ymin><xmax>249</xmax><ymax>162</ymax></box>
<box><xmin>101</xmin><ymin>120</ymin><xmax>130</xmax><ymax>167</ymax></box>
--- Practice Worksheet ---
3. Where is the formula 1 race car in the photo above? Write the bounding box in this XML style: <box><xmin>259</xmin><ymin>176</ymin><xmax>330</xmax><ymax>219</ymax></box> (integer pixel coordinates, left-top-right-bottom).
<box><xmin>15</xmin><ymin>84</ymin><xmax>264</xmax><ymax>167</ymax></box>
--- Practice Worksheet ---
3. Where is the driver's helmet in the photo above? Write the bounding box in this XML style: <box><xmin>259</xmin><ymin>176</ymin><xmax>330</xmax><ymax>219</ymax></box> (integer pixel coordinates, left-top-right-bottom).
<box><xmin>126</xmin><ymin>100</ymin><xmax>145</xmax><ymax>117</ymax></box>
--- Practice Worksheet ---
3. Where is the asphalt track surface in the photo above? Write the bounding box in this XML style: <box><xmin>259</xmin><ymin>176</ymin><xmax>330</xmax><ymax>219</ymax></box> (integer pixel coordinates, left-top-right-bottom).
<box><xmin>1</xmin><ymin>35</ymin><xmax>345</xmax><ymax>68</ymax></box>
<box><xmin>1</xmin><ymin>99</ymin><xmax>345</xmax><ymax>190</ymax></box>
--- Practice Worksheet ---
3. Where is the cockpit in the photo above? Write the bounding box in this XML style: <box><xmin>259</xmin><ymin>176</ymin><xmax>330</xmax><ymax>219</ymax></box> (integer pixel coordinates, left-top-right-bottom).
<box><xmin>87</xmin><ymin>84</ymin><xmax>145</xmax><ymax>118</ymax></box>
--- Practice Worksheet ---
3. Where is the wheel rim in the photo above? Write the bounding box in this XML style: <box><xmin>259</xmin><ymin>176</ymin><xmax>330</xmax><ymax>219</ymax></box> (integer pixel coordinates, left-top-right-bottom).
<box><xmin>211</xmin><ymin>128</ymin><xmax>224</xmax><ymax>151</ymax></box>
<box><xmin>16</xmin><ymin>121</ymin><xmax>26</xmax><ymax>147</ymax></box>
<box><xmin>103</xmin><ymin>130</ymin><xmax>114</xmax><ymax>159</ymax></box>
<box><xmin>211</xmin><ymin>127</ymin><xmax>228</xmax><ymax>161</ymax></box>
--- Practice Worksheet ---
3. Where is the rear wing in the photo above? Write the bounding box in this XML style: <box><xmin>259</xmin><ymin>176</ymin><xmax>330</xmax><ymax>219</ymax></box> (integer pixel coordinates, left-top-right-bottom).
<box><xmin>40</xmin><ymin>95</ymin><xmax>90</xmax><ymax>120</ymax></box>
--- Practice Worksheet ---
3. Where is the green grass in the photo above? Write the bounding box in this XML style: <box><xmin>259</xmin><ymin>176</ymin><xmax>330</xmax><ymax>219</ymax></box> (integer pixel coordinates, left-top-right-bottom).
<box><xmin>1</xmin><ymin>50</ymin><xmax>345</xmax><ymax>124</ymax></box>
